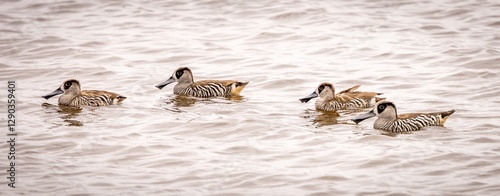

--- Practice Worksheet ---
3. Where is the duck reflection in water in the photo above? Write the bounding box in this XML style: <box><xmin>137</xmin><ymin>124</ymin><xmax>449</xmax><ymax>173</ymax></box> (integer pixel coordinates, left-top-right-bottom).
<box><xmin>302</xmin><ymin>108</ymin><xmax>369</xmax><ymax>127</ymax></box>
<box><xmin>42</xmin><ymin>103</ymin><xmax>84</xmax><ymax>126</ymax></box>
<box><xmin>301</xmin><ymin>109</ymin><xmax>340</xmax><ymax>127</ymax></box>
<box><xmin>162</xmin><ymin>94</ymin><xmax>245</xmax><ymax>111</ymax></box>
<box><xmin>166</xmin><ymin>95</ymin><xmax>198</xmax><ymax>108</ymax></box>
<box><xmin>313</xmin><ymin>111</ymin><xmax>341</xmax><ymax>127</ymax></box>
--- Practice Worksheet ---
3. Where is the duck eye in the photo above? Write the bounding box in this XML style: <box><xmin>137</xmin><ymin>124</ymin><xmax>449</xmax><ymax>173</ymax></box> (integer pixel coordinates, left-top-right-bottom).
<box><xmin>175</xmin><ymin>70</ymin><xmax>183</xmax><ymax>78</ymax></box>
<box><xmin>63</xmin><ymin>82</ymin><xmax>72</xmax><ymax>90</ymax></box>
<box><xmin>378</xmin><ymin>105</ymin><xmax>386</xmax><ymax>110</ymax></box>
<box><xmin>318</xmin><ymin>85</ymin><xmax>324</xmax><ymax>91</ymax></box>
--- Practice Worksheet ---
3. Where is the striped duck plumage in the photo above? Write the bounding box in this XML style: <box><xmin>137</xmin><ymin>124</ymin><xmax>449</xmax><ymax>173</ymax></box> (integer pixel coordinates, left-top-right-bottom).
<box><xmin>351</xmin><ymin>100</ymin><xmax>455</xmax><ymax>133</ymax></box>
<box><xmin>42</xmin><ymin>79</ymin><xmax>126</xmax><ymax>107</ymax></box>
<box><xmin>155</xmin><ymin>67</ymin><xmax>249</xmax><ymax>98</ymax></box>
<box><xmin>299</xmin><ymin>82</ymin><xmax>385</xmax><ymax>111</ymax></box>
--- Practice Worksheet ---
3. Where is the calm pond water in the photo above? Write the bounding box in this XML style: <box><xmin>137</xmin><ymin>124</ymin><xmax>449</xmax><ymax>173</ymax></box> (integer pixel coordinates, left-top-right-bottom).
<box><xmin>1</xmin><ymin>0</ymin><xmax>500</xmax><ymax>195</ymax></box>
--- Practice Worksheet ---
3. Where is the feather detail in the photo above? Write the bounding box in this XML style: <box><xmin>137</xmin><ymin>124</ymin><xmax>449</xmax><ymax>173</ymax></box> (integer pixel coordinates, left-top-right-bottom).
<box><xmin>312</xmin><ymin>83</ymin><xmax>384</xmax><ymax>111</ymax></box>
<box><xmin>366</xmin><ymin>101</ymin><xmax>455</xmax><ymax>133</ymax></box>
<box><xmin>160</xmin><ymin>67</ymin><xmax>248</xmax><ymax>98</ymax></box>
<box><xmin>46</xmin><ymin>79</ymin><xmax>126</xmax><ymax>107</ymax></box>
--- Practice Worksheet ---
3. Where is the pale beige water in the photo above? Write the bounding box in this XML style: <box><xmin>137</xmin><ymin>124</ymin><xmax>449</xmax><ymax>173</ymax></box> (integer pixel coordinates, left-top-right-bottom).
<box><xmin>1</xmin><ymin>0</ymin><xmax>500</xmax><ymax>195</ymax></box>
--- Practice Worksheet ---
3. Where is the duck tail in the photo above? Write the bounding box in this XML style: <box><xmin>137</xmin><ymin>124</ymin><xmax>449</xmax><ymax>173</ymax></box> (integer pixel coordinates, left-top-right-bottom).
<box><xmin>231</xmin><ymin>82</ymin><xmax>249</xmax><ymax>96</ymax></box>
<box><xmin>439</xmin><ymin>109</ymin><xmax>456</xmax><ymax>125</ymax></box>
<box><xmin>116</xmin><ymin>95</ymin><xmax>127</xmax><ymax>103</ymax></box>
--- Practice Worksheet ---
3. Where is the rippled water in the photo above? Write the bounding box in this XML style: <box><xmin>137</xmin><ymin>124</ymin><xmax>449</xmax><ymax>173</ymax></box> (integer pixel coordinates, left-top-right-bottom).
<box><xmin>1</xmin><ymin>0</ymin><xmax>500</xmax><ymax>195</ymax></box>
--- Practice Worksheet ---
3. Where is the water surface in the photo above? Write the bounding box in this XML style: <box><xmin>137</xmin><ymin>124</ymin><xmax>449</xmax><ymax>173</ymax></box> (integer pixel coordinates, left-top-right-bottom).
<box><xmin>1</xmin><ymin>0</ymin><xmax>500</xmax><ymax>195</ymax></box>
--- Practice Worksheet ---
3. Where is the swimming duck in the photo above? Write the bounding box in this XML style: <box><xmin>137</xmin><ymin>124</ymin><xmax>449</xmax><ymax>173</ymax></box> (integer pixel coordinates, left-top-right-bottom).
<box><xmin>42</xmin><ymin>79</ymin><xmax>126</xmax><ymax>107</ymax></box>
<box><xmin>300</xmin><ymin>82</ymin><xmax>384</xmax><ymax>111</ymax></box>
<box><xmin>156</xmin><ymin>67</ymin><xmax>248</xmax><ymax>98</ymax></box>
<box><xmin>351</xmin><ymin>100</ymin><xmax>455</xmax><ymax>133</ymax></box>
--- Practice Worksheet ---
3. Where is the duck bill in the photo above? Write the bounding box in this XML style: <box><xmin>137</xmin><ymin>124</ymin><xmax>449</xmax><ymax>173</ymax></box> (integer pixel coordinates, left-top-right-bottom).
<box><xmin>155</xmin><ymin>77</ymin><xmax>175</xmax><ymax>89</ymax></box>
<box><xmin>351</xmin><ymin>110</ymin><xmax>376</xmax><ymax>124</ymax></box>
<box><xmin>42</xmin><ymin>87</ymin><xmax>64</xmax><ymax>100</ymax></box>
<box><xmin>299</xmin><ymin>92</ymin><xmax>318</xmax><ymax>103</ymax></box>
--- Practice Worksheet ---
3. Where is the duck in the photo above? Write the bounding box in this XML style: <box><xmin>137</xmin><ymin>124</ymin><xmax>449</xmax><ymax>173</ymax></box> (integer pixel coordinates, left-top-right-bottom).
<box><xmin>351</xmin><ymin>100</ymin><xmax>455</xmax><ymax>133</ymax></box>
<box><xmin>299</xmin><ymin>82</ymin><xmax>384</xmax><ymax>111</ymax></box>
<box><xmin>155</xmin><ymin>67</ymin><xmax>248</xmax><ymax>98</ymax></box>
<box><xmin>42</xmin><ymin>79</ymin><xmax>126</xmax><ymax>107</ymax></box>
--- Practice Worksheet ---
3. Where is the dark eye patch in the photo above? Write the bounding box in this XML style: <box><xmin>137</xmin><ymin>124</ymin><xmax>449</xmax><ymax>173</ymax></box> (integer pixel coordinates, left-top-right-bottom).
<box><xmin>64</xmin><ymin>81</ymin><xmax>72</xmax><ymax>89</ymax></box>
<box><xmin>377</xmin><ymin>104</ymin><xmax>386</xmax><ymax>113</ymax></box>
<box><xmin>318</xmin><ymin>85</ymin><xmax>324</xmax><ymax>92</ymax></box>
<box><xmin>175</xmin><ymin>70</ymin><xmax>184</xmax><ymax>78</ymax></box>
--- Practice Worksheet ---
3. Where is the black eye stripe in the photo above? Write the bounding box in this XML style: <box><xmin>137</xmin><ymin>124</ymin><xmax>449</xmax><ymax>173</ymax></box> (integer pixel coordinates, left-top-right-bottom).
<box><xmin>175</xmin><ymin>70</ymin><xmax>184</xmax><ymax>78</ymax></box>
<box><xmin>376</xmin><ymin>103</ymin><xmax>395</xmax><ymax>114</ymax></box>
<box><xmin>376</xmin><ymin>104</ymin><xmax>385</xmax><ymax>114</ymax></box>
<box><xmin>64</xmin><ymin>82</ymin><xmax>72</xmax><ymax>89</ymax></box>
